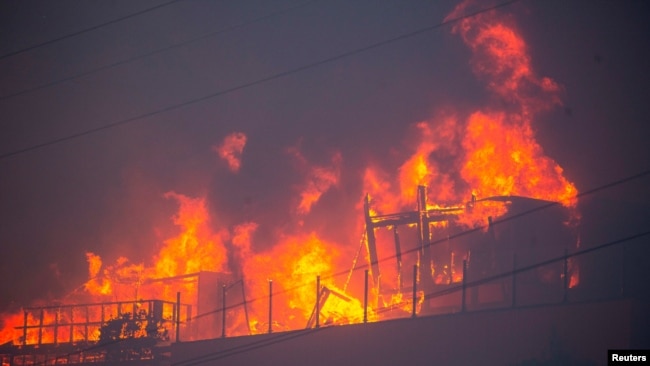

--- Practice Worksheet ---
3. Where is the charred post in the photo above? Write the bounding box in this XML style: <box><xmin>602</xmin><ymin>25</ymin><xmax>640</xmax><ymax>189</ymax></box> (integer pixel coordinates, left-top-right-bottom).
<box><xmin>393</xmin><ymin>226</ymin><xmax>403</xmax><ymax>292</ymax></box>
<box><xmin>412</xmin><ymin>264</ymin><xmax>418</xmax><ymax>318</ymax></box>
<box><xmin>316</xmin><ymin>276</ymin><xmax>321</xmax><ymax>328</ymax></box>
<box><xmin>68</xmin><ymin>307</ymin><xmax>73</xmax><ymax>344</ymax></box>
<box><xmin>364</xmin><ymin>194</ymin><xmax>381</xmax><ymax>294</ymax></box>
<box><xmin>363</xmin><ymin>270</ymin><xmax>369</xmax><ymax>323</ymax></box>
<box><xmin>37</xmin><ymin>309</ymin><xmax>43</xmax><ymax>346</ymax></box>
<box><xmin>461</xmin><ymin>260</ymin><xmax>467</xmax><ymax>312</ymax></box>
<box><xmin>268</xmin><ymin>280</ymin><xmax>273</xmax><ymax>334</ymax></box>
<box><xmin>22</xmin><ymin>311</ymin><xmax>27</xmax><ymax>346</ymax></box>
<box><xmin>85</xmin><ymin>305</ymin><xmax>89</xmax><ymax>342</ymax></box>
<box><xmin>221</xmin><ymin>285</ymin><xmax>227</xmax><ymax>338</ymax></box>
<box><xmin>176</xmin><ymin>292</ymin><xmax>181</xmax><ymax>343</ymax></box>
<box><xmin>417</xmin><ymin>186</ymin><xmax>434</xmax><ymax>297</ymax></box>
<box><xmin>241</xmin><ymin>278</ymin><xmax>251</xmax><ymax>335</ymax></box>
<box><xmin>53</xmin><ymin>308</ymin><xmax>59</xmax><ymax>345</ymax></box>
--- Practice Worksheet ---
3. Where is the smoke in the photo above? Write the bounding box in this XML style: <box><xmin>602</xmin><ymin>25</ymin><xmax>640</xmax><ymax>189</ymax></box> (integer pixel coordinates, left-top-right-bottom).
<box><xmin>286</xmin><ymin>145</ymin><xmax>342</xmax><ymax>216</ymax></box>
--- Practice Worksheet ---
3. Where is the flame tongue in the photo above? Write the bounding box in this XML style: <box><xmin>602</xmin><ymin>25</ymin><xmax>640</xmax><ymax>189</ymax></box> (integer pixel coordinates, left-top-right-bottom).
<box><xmin>154</xmin><ymin>192</ymin><xmax>229</xmax><ymax>278</ymax></box>
<box><xmin>461</xmin><ymin>110</ymin><xmax>577</xmax><ymax>205</ymax></box>
<box><xmin>365</xmin><ymin>1</ymin><xmax>578</xmax><ymax>220</ymax></box>
<box><xmin>453</xmin><ymin>2</ymin><xmax>578</xmax><ymax>207</ymax></box>
<box><xmin>447</xmin><ymin>2</ymin><xmax>562</xmax><ymax>113</ymax></box>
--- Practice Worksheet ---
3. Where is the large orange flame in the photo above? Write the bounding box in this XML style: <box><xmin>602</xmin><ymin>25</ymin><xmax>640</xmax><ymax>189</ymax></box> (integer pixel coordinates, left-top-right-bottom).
<box><xmin>360</xmin><ymin>0</ymin><xmax>579</xmax><ymax>298</ymax></box>
<box><xmin>461</xmin><ymin>111</ymin><xmax>577</xmax><ymax>205</ymax></box>
<box><xmin>154</xmin><ymin>192</ymin><xmax>229</xmax><ymax>278</ymax></box>
<box><xmin>0</xmin><ymin>3</ymin><xmax>581</xmax><ymax>346</ymax></box>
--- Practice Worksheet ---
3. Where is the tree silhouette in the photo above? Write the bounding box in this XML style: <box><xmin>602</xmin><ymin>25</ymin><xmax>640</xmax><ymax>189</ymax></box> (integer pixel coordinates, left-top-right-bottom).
<box><xmin>98</xmin><ymin>309</ymin><xmax>169</xmax><ymax>362</ymax></box>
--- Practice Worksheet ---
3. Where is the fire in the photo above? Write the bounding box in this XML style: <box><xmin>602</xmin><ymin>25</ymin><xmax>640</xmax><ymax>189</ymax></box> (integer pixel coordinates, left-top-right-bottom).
<box><xmin>362</xmin><ymin>167</ymin><xmax>398</xmax><ymax>214</ymax></box>
<box><xmin>1</xmin><ymin>183</ymin><xmax>371</xmax><ymax>345</ymax></box>
<box><xmin>446</xmin><ymin>2</ymin><xmax>562</xmax><ymax>113</ymax></box>
<box><xmin>0</xmin><ymin>313</ymin><xmax>23</xmax><ymax>346</ymax></box>
<box><xmin>364</xmin><ymin>1</ymin><xmax>577</xmax><ymax>222</ymax></box>
<box><xmin>234</xmin><ymin>230</ymin><xmax>370</xmax><ymax>332</ymax></box>
<box><xmin>154</xmin><ymin>192</ymin><xmax>229</xmax><ymax>278</ymax></box>
<box><xmin>0</xmin><ymin>2</ymin><xmax>583</xmax><ymax>348</ymax></box>
<box><xmin>364</xmin><ymin>117</ymin><xmax>464</xmax><ymax>215</ymax></box>
<box><xmin>85</xmin><ymin>252</ymin><xmax>112</xmax><ymax>296</ymax></box>
<box><xmin>288</xmin><ymin>146</ymin><xmax>342</xmax><ymax>215</ymax></box>
<box><xmin>451</xmin><ymin>0</ymin><xmax>578</xmax><ymax>223</ymax></box>
<box><xmin>461</xmin><ymin>111</ymin><xmax>577</xmax><ymax>205</ymax></box>
<box><xmin>83</xmin><ymin>192</ymin><xmax>229</xmax><ymax>305</ymax></box>
<box><xmin>214</xmin><ymin>132</ymin><xmax>247</xmax><ymax>173</ymax></box>
<box><xmin>398</xmin><ymin>122</ymin><xmax>437</xmax><ymax>204</ymax></box>
<box><xmin>357</xmin><ymin>0</ymin><xmax>579</xmax><ymax>306</ymax></box>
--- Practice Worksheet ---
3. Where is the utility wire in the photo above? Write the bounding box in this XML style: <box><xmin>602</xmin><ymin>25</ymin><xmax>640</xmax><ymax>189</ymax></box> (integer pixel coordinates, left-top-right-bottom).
<box><xmin>181</xmin><ymin>167</ymin><xmax>650</xmax><ymax>323</ymax></box>
<box><xmin>0</xmin><ymin>0</ymin><xmax>318</xmax><ymax>101</ymax></box>
<box><xmin>26</xmin><ymin>166</ymin><xmax>650</xmax><ymax>365</ymax></box>
<box><xmin>0</xmin><ymin>0</ymin><xmax>522</xmax><ymax>161</ymax></box>
<box><xmin>36</xmin><ymin>226</ymin><xmax>648</xmax><ymax>366</ymax></box>
<box><xmin>377</xmin><ymin>230</ymin><xmax>650</xmax><ymax>315</ymax></box>
<box><xmin>0</xmin><ymin>0</ymin><xmax>182</xmax><ymax>61</ymax></box>
<box><xmin>173</xmin><ymin>229</ymin><xmax>650</xmax><ymax>366</ymax></box>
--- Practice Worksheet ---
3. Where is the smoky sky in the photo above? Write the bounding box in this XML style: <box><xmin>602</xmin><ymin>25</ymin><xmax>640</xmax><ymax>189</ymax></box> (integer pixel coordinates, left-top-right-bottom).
<box><xmin>1</xmin><ymin>0</ymin><xmax>649</xmax><ymax>312</ymax></box>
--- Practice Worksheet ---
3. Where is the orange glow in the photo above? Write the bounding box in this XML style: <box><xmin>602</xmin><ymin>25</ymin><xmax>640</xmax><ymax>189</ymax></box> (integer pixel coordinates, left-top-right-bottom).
<box><xmin>382</xmin><ymin>290</ymin><xmax>424</xmax><ymax>315</ymax></box>
<box><xmin>288</xmin><ymin>148</ymin><xmax>342</xmax><ymax>215</ymax></box>
<box><xmin>80</xmin><ymin>192</ymin><xmax>229</xmax><ymax>307</ymax></box>
<box><xmin>84</xmin><ymin>252</ymin><xmax>112</xmax><ymax>296</ymax></box>
<box><xmin>398</xmin><ymin>123</ymin><xmax>436</xmax><ymax>205</ymax></box>
<box><xmin>154</xmin><ymin>192</ymin><xmax>229</xmax><ymax>278</ymax></box>
<box><xmin>0</xmin><ymin>2</ymin><xmax>584</xmax><ymax>347</ymax></box>
<box><xmin>0</xmin><ymin>312</ymin><xmax>23</xmax><ymax>345</ymax></box>
<box><xmin>356</xmin><ymin>0</ymin><xmax>580</xmax><ymax>305</ymax></box>
<box><xmin>362</xmin><ymin>167</ymin><xmax>399</xmax><ymax>214</ymax></box>
<box><xmin>461</xmin><ymin>111</ymin><xmax>577</xmax><ymax>207</ymax></box>
<box><xmin>362</xmin><ymin>2</ymin><xmax>577</xmax><ymax>223</ymax></box>
<box><xmin>235</xmin><ymin>231</ymin><xmax>371</xmax><ymax>332</ymax></box>
<box><xmin>446</xmin><ymin>3</ymin><xmax>562</xmax><ymax>114</ymax></box>
<box><xmin>568</xmin><ymin>237</ymin><xmax>580</xmax><ymax>289</ymax></box>
<box><xmin>214</xmin><ymin>132</ymin><xmax>247</xmax><ymax>173</ymax></box>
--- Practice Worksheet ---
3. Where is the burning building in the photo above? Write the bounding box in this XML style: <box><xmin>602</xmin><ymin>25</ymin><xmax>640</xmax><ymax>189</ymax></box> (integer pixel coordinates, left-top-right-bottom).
<box><xmin>4</xmin><ymin>0</ymin><xmax>647</xmax><ymax>365</ymax></box>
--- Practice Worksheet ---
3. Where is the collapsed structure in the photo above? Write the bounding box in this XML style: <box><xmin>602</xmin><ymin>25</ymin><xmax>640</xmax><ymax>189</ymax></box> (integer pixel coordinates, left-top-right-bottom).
<box><xmin>0</xmin><ymin>2</ymin><xmax>592</xmax><ymax>363</ymax></box>
<box><xmin>0</xmin><ymin>185</ymin><xmax>580</xmax><ymax>365</ymax></box>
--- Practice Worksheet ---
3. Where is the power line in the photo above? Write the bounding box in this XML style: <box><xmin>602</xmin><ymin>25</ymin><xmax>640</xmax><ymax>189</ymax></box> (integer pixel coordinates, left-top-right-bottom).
<box><xmin>379</xmin><ymin>230</ymin><xmax>649</xmax><ymax>314</ymax></box>
<box><xmin>175</xmin><ymin>328</ymin><xmax>326</xmax><ymax>366</ymax></box>
<box><xmin>37</xmin><ymin>226</ymin><xmax>649</xmax><ymax>366</ymax></box>
<box><xmin>0</xmin><ymin>0</ymin><xmax>523</xmax><ymax>161</ymax></box>
<box><xmin>173</xmin><ymin>229</ymin><xmax>650</xmax><ymax>366</ymax></box>
<box><xmin>27</xmin><ymin>166</ymin><xmax>650</xmax><ymax>365</ymax></box>
<box><xmin>183</xmin><ymin>167</ymin><xmax>650</xmax><ymax>323</ymax></box>
<box><xmin>0</xmin><ymin>0</ymin><xmax>318</xmax><ymax>101</ymax></box>
<box><xmin>0</xmin><ymin>0</ymin><xmax>182</xmax><ymax>61</ymax></box>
